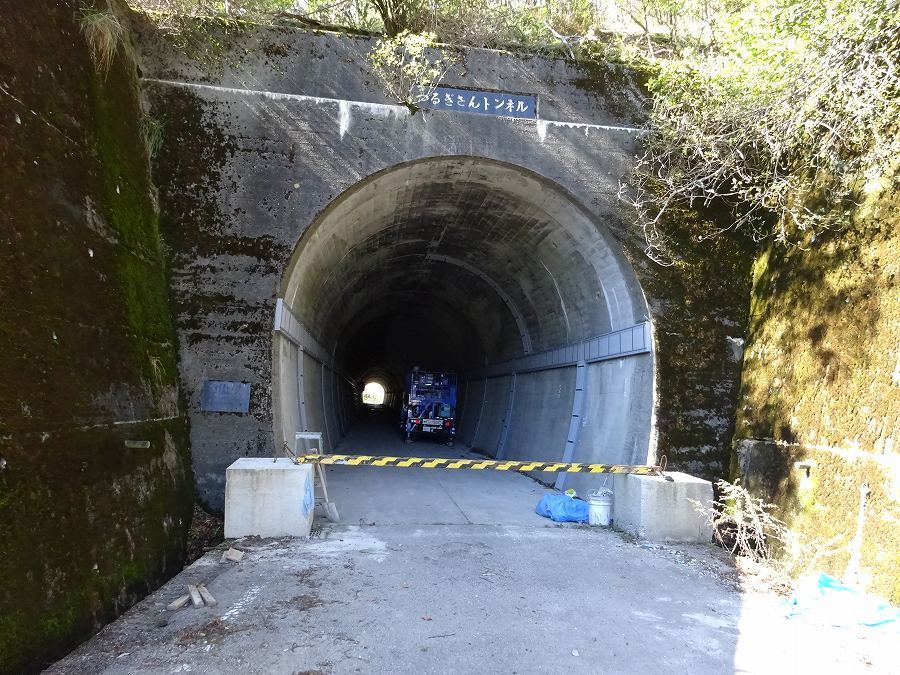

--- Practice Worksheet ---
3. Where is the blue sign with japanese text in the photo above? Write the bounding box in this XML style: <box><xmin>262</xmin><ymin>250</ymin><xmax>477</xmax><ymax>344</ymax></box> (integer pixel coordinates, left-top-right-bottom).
<box><xmin>420</xmin><ymin>86</ymin><xmax>537</xmax><ymax>119</ymax></box>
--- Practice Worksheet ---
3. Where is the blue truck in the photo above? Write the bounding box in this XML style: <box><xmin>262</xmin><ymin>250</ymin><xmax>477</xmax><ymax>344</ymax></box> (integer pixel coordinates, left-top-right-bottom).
<box><xmin>402</xmin><ymin>369</ymin><xmax>458</xmax><ymax>445</ymax></box>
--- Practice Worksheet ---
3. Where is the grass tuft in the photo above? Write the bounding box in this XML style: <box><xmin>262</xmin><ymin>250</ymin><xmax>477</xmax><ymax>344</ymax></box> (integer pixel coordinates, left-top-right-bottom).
<box><xmin>79</xmin><ymin>4</ymin><xmax>126</xmax><ymax>76</ymax></box>
<box><xmin>140</xmin><ymin>116</ymin><xmax>165</xmax><ymax>161</ymax></box>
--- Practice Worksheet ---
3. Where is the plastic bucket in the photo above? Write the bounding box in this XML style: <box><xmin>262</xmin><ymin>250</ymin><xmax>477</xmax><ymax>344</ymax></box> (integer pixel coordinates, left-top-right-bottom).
<box><xmin>588</xmin><ymin>490</ymin><xmax>613</xmax><ymax>527</ymax></box>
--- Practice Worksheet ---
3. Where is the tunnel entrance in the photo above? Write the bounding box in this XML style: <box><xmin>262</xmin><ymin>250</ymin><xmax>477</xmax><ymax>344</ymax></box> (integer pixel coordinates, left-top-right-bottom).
<box><xmin>273</xmin><ymin>156</ymin><xmax>654</xmax><ymax>510</ymax></box>
<box><xmin>361</xmin><ymin>382</ymin><xmax>386</xmax><ymax>406</ymax></box>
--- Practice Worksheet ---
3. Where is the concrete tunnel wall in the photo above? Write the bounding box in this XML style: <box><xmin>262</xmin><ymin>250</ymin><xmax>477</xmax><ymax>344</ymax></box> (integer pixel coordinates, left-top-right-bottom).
<box><xmin>135</xmin><ymin>20</ymin><xmax>752</xmax><ymax>509</ymax></box>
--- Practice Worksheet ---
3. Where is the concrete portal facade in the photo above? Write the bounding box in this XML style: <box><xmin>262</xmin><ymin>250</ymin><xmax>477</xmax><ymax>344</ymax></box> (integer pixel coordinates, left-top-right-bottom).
<box><xmin>136</xmin><ymin>20</ymin><xmax>749</xmax><ymax>510</ymax></box>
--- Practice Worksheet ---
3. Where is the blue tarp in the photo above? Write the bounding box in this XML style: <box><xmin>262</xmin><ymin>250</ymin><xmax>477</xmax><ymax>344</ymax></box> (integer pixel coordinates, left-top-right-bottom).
<box><xmin>535</xmin><ymin>494</ymin><xmax>590</xmax><ymax>523</ymax></box>
<box><xmin>786</xmin><ymin>573</ymin><xmax>900</xmax><ymax>627</ymax></box>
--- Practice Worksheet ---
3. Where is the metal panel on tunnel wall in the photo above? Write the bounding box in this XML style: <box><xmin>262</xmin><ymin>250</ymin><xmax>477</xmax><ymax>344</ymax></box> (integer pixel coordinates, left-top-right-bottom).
<box><xmin>457</xmin><ymin>378</ymin><xmax>485</xmax><ymax>447</ymax></box>
<box><xmin>273</xmin><ymin>335</ymin><xmax>302</xmax><ymax>452</ymax></box>
<box><xmin>502</xmin><ymin>367</ymin><xmax>576</xmax><ymax>464</ymax></box>
<box><xmin>302</xmin><ymin>352</ymin><xmax>329</xmax><ymax>452</ymax></box>
<box><xmin>472</xmin><ymin>376</ymin><xmax>512</xmax><ymax>457</ymax></box>
<box><xmin>322</xmin><ymin>365</ymin><xmax>337</xmax><ymax>452</ymax></box>
<box><xmin>563</xmin><ymin>354</ymin><xmax>655</xmax><ymax>497</ymax></box>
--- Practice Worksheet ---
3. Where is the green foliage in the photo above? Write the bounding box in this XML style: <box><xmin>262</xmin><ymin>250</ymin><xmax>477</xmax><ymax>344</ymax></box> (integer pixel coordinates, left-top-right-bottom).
<box><xmin>623</xmin><ymin>0</ymin><xmax>900</xmax><ymax>262</ymax></box>
<box><xmin>123</xmin><ymin>0</ymin><xmax>898</xmax><ymax>265</ymax></box>
<box><xmin>422</xmin><ymin>1</ymin><xmax>588</xmax><ymax>52</ymax></box>
<box><xmin>127</xmin><ymin>0</ymin><xmax>296</xmax><ymax>34</ymax></box>
<box><xmin>369</xmin><ymin>30</ymin><xmax>452</xmax><ymax>109</ymax></box>
<box><xmin>132</xmin><ymin>0</ymin><xmax>297</xmax><ymax>17</ymax></box>
<box><xmin>141</xmin><ymin>115</ymin><xmax>165</xmax><ymax>161</ymax></box>
<box><xmin>302</xmin><ymin>0</ymin><xmax>383</xmax><ymax>32</ymax></box>
<box><xmin>79</xmin><ymin>2</ymin><xmax>128</xmax><ymax>75</ymax></box>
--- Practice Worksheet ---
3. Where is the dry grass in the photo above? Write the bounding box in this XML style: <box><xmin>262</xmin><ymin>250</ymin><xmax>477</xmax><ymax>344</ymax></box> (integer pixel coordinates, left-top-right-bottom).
<box><xmin>80</xmin><ymin>4</ymin><xmax>126</xmax><ymax>75</ymax></box>
<box><xmin>691</xmin><ymin>479</ymin><xmax>791</xmax><ymax>564</ymax></box>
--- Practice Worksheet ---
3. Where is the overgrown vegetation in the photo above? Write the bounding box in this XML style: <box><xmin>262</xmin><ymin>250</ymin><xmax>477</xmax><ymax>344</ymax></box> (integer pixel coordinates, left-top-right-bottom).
<box><xmin>185</xmin><ymin>503</ymin><xmax>224</xmax><ymax>563</ymax></box>
<box><xmin>693</xmin><ymin>479</ymin><xmax>852</xmax><ymax>585</ymax></box>
<box><xmin>80</xmin><ymin>2</ymin><xmax>128</xmax><ymax>75</ymax></box>
<box><xmin>121</xmin><ymin>0</ymin><xmax>899</xmax><ymax>262</ymax></box>
<box><xmin>124</xmin><ymin>1</ymin><xmax>661</xmax><ymax>54</ymax></box>
<box><xmin>692</xmin><ymin>479</ymin><xmax>792</xmax><ymax>563</ymax></box>
<box><xmin>140</xmin><ymin>115</ymin><xmax>165</xmax><ymax>160</ymax></box>
<box><xmin>625</xmin><ymin>0</ymin><xmax>900</xmax><ymax>263</ymax></box>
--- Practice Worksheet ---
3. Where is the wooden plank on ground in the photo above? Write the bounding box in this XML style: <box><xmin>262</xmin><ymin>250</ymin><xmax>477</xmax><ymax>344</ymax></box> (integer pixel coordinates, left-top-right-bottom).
<box><xmin>187</xmin><ymin>584</ymin><xmax>204</xmax><ymax>608</ymax></box>
<box><xmin>197</xmin><ymin>584</ymin><xmax>217</xmax><ymax>607</ymax></box>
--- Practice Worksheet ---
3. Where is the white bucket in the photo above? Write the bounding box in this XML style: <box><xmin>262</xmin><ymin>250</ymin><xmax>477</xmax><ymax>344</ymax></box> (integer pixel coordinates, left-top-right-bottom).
<box><xmin>588</xmin><ymin>489</ymin><xmax>613</xmax><ymax>527</ymax></box>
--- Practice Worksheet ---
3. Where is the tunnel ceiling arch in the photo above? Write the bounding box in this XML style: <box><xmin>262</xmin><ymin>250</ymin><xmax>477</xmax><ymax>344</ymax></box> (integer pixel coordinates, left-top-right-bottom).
<box><xmin>281</xmin><ymin>156</ymin><xmax>648</xmax><ymax>385</ymax></box>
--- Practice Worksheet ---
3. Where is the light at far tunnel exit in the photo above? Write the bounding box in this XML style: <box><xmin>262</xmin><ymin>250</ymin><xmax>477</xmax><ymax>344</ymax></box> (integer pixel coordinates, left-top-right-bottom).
<box><xmin>362</xmin><ymin>382</ymin><xmax>386</xmax><ymax>406</ymax></box>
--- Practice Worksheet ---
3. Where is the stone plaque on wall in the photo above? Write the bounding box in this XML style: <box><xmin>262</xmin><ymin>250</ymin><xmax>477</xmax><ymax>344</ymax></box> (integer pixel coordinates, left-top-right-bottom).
<box><xmin>201</xmin><ymin>380</ymin><xmax>251</xmax><ymax>413</ymax></box>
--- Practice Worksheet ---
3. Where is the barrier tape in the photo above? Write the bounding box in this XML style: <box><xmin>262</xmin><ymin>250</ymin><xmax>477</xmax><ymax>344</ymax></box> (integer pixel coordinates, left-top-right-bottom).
<box><xmin>294</xmin><ymin>454</ymin><xmax>661</xmax><ymax>475</ymax></box>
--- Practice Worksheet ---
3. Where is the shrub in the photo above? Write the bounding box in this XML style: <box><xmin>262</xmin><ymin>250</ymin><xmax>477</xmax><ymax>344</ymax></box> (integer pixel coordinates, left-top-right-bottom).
<box><xmin>621</xmin><ymin>0</ymin><xmax>900</xmax><ymax>263</ymax></box>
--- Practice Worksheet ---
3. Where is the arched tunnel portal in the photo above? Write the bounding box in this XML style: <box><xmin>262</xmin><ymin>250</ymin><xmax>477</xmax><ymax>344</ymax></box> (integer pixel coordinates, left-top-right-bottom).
<box><xmin>273</xmin><ymin>156</ymin><xmax>655</xmax><ymax>497</ymax></box>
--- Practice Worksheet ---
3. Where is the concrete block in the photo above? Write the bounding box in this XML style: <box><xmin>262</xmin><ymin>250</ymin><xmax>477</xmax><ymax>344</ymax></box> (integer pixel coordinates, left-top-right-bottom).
<box><xmin>612</xmin><ymin>472</ymin><xmax>713</xmax><ymax>543</ymax></box>
<box><xmin>224</xmin><ymin>458</ymin><xmax>315</xmax><ymax>538</ymax></box>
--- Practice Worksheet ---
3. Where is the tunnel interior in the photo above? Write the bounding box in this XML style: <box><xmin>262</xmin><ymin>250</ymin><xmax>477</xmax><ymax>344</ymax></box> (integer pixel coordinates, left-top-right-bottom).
<box><xmin>275</xmin><ymin>156</ymin><xmax>654</xmax><ymax>490</ymax></box>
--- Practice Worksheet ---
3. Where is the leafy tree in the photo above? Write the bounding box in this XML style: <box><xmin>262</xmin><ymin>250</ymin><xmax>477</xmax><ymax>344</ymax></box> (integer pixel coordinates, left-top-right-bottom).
<box><xmin>369</xmin><ymin>0</ymin><xmax>423</xmax><ymax>35</ymax></box>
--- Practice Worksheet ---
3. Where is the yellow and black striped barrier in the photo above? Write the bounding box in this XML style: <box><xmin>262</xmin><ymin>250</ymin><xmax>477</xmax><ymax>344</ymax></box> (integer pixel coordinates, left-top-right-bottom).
<box><xmin>294</xmin><ymin>454</ymin><xmax>661</xmax><ymax>475</ymax></box>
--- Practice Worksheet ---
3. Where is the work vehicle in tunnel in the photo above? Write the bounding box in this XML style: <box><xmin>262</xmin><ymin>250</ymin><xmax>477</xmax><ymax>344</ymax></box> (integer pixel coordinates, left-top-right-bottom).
<box><xmin>402</xmin><ymin>369</ymin><xmax>458</xmax><ymax>445</ymax></box>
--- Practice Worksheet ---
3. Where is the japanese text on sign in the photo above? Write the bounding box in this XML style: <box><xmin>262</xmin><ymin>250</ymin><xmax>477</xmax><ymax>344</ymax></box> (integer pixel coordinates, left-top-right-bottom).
<box><xmin>419</xmin><ymin>87</ymin><xmax>537</xmax><ymax>119</ymax></box>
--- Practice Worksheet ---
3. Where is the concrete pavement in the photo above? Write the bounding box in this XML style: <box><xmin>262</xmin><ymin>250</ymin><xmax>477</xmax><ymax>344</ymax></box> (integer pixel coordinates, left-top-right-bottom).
<box><xmin>321</xmin><ymin>411</ymin><xmax>557</xmax><ymax>527</ymax></box>
<box><xmin>48</xmin><ymin>525</ymin><xmax>894</xmax><ymax>674</ymax></box>
<box><xmin>49</xmin><ymin>415</ymin><xmax>896</xmax><ymax>673</ymax></box>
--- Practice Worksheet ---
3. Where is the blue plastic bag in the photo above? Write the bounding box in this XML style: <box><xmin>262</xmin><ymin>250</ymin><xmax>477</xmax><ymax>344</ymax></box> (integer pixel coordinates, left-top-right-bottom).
<box><xmin>785</xmin><ymin>573</ymin><xmax>899</xmax><ymax>627</ymax></box>
<box><xmin>536</xmin><ymin>493</ymin><xmax>590</xmax><ymax>523</ymax></box>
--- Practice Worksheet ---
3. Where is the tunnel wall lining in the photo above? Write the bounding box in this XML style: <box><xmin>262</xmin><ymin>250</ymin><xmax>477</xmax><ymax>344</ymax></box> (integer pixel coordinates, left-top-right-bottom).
<box><xmin>274</xmin><ymin>302</ymin><xmax>354</xmax><ymax>455</ymax></box>
<box><xmin>458</xmin><ymin>331</ymin><xmax>653</xmax><ymax>488</ymax></box>
<box><xmin>504</xmin><ymin>368</ymin><xmax>576</xmax><ymax>464</ymax></box>
<box><xmin>278</xmin><ymin>156</ymin><xmax>648</xmax><ymax>356</ymax></box>
<box><xmin>468</xmin><ymin>322</ymin><xmax>651</xmax><ymax>377</ymax></box>
<box><xmin>458</xmin><ymin>379</ymin><xmax>487</xmax><ymax>447</ymax></box>
<box><xmin>302</xmin><ymin>353</ymin><xmax>328</xmax><ymax>451</ymax></box>
<box><xmin>427</xmin><ymin>253</ymin><xmax>534</xmax><ymax>354</ymax></box>
<box><xmin>472</xmin><ymin>376</ymin><xmax>513</xmax><ymax>457</ymax></box>
<box><xmin>463</xmin><ymin>321</ymin><xmax>654</xmax><ymax>473</ymax></box>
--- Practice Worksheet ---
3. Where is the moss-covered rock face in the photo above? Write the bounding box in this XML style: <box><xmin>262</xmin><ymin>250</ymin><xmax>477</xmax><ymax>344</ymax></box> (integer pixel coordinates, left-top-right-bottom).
<box><xmin>735</xmin><ymin>173</ymin><xmax>900</xmax><ymax>602</ymax></box>
<box><xmin>0</xmin><ymin>2</ymin><xmax>193</xmax><ymax>671</ymax></box>
<box><xmin>614</xmin><ymin>204</ymin><xmax>754</xmax><ymax>478</ymax></box>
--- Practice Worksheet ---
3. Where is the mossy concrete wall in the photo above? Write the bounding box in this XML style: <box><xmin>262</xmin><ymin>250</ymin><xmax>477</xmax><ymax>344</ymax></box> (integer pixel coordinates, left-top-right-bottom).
<box><xmin>734</xmin><ymin>172</ymin><xmax>900</xmax><ymax>602</ymax></box>
<box><xmin>0</xmin><ymin>2</ymin><xmax>194</xmax><ymax>671</ymax></box>
<box><xmin>134</xmin><ymin>19</ymin><xmax>751</xmax><ymax>510</ymax></box>
<box><xmin>637</xmin><ymin>206</ymin><xmax>753</xmax><ymax>478</ymax></box>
